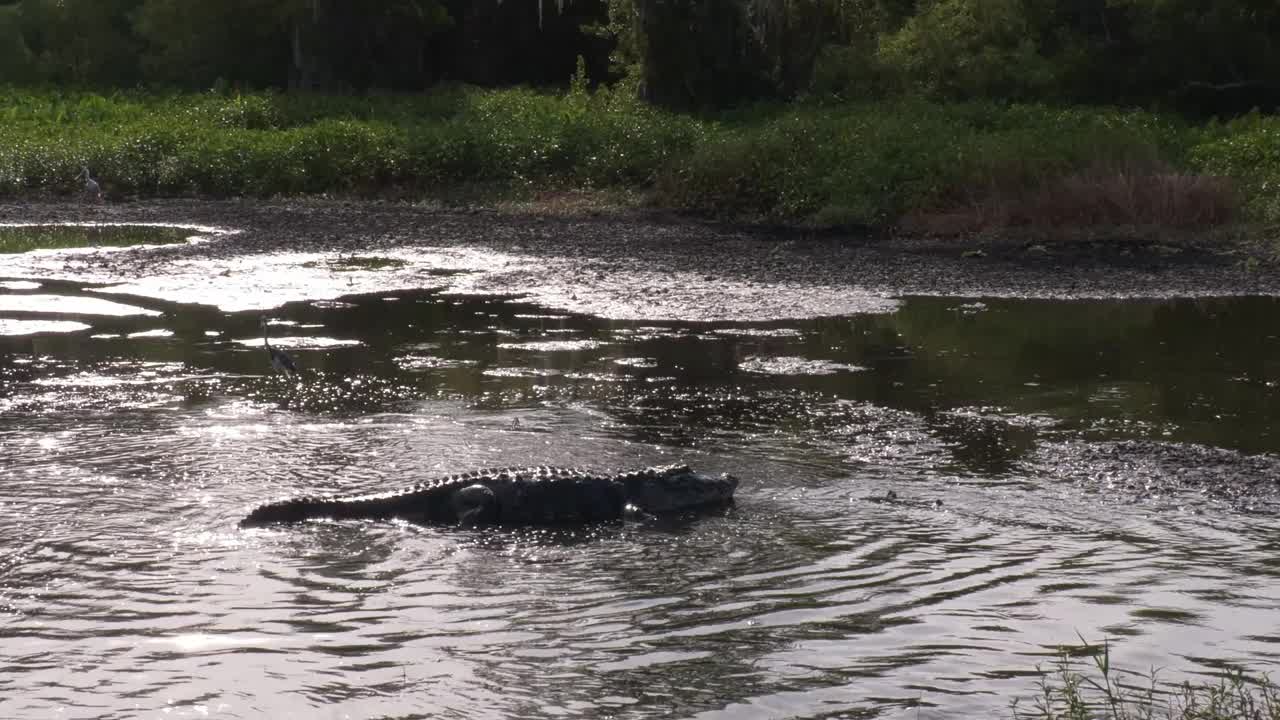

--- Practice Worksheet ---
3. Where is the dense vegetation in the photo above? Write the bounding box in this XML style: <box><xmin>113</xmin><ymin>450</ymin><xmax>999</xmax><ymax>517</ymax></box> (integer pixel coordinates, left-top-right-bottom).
<box><xmin>4</xmin><ymin>86</ymin><xmax>1278</xmax><ymax>230</ymax></box>
<box><xmin>3</xmin><ymin>0</ymin><xmax>1280</xmax><ymax>113</ymax></box>
<box><xmin>1</xmin><ymin>0</ymin><xmax>1278</xmax><ymax>231</ymax></box>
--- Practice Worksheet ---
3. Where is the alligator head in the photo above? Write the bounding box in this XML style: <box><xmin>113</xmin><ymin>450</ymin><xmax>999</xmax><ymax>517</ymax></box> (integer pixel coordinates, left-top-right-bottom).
<box><xmin>618</xmin><ymin>464</ymin><xmax>739</xmax><ymax>514</ymax></box>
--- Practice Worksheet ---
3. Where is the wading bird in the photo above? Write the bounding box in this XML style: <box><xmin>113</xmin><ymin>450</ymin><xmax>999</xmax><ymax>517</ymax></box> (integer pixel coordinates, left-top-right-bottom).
<box><xmin>79</xmin><ymin>167</ymin><xmax>102</xmax><ymax>202</ymax></box>
<box><xmin>260</xmin><ymin>316</ymin><xmax>299</xmax><ymax>379</ymax></box>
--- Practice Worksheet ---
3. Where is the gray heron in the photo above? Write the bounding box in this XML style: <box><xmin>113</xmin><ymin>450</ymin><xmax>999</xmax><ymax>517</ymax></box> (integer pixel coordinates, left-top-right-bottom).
<box><xmin>260</xmin><ymin>316</ymin><xmax>299</xmax><ymax>379</ymax></box>
<box><xmin>79</xmin><ymin>167</ymin><xmax>102</xmax><ymax>202</ymax></box>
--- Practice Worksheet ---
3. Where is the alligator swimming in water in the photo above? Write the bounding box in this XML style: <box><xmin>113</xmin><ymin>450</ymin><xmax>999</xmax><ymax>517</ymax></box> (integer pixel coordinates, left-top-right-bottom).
<box><xmin>239</xmin><ymin>464</ymin><xmax>738</xmax><ymax>528</ymax></box>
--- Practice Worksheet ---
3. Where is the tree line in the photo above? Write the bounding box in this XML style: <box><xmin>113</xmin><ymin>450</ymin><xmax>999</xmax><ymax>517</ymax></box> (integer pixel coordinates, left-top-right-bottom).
<box><xmin>1</xmin><ymin>0</ymin><xmax>1278</xmax><ymax>115</ymax></box>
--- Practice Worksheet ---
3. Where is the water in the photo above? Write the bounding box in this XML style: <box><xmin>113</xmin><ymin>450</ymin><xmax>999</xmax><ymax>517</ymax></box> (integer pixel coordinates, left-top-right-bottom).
<box><xmin>3</xmin><ymin>237</ymin><xmax>1280</xmax><ymax>718</ymax></box>
<box><xmin>0</xmin><ymin>224</ymin><xmax>195</xmax><ymax>254</ymax></box>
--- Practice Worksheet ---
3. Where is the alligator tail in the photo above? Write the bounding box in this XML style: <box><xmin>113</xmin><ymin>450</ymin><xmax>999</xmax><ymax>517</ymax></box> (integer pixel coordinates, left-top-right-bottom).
<box><xmin>239</xmin><ymin>494</ymin><xmax>405</xmax><ymax>527</ymax></box>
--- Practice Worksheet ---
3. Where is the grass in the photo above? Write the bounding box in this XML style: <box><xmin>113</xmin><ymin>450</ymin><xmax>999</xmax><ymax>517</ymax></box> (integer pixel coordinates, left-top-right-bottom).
<box><xmin>0</xmin><ymin>85</ymin><xmax>704</xmax><ymax>199</ymax></box>
<box><xmin>1</xmin><ymin>85</ymin><xmax>1278</xmax><ymax>235</ymax></box>
<box><xmin>1013</xmin><ymin>637</ymin><xmax>1280</xmax><ymax>720</ymax></box>
<box><xmin>0</xmin><ymin>224</ymin><xmax>192</xmax><ymax>253</ymax></box>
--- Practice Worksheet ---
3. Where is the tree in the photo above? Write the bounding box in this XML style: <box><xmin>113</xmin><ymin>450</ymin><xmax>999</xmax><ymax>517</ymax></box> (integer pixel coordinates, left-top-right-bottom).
<box><xmin>875</xmin><ymin>0</ymin><xmax>1057</xmax><ymax>99</ymax></box>
<box><xmin>285</xmin><ymin>0</ymin><xmax>452</xmax><ymax>91</ymax></box>
<box><xmin>1115</xmin><ymin>0</ymin><xmax>1280</xmax><ymax>113</ymax></box>
<box><xmin>134</xmin><ymin>0</ymin><xmax>291</xmax><ymax>88</ymax></box>
<box><xmin>604</xmin><ymin>0</ymin><xmax>771</xmax><ymax>109</ymax></box>
<box><xmin>134</xmin><ymin>0</ymin><xmax>456</xmax><ymax>91</ymax></box>
<box><xmin>17</xmin><ymin>0</ymin><xmax>143</xmax><ymax>85</ymax></box>
<box><xmin>0</xmin><ymin>3</ymin><xmax>37</xmax><ymax>84</ymax></box>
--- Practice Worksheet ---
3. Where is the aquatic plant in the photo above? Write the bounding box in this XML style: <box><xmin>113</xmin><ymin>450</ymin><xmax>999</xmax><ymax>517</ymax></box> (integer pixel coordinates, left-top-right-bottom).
<box><xmin>1012</xmin><ymin>637</ymin><xmax>1280</xmax><ymax>720</ymax></box>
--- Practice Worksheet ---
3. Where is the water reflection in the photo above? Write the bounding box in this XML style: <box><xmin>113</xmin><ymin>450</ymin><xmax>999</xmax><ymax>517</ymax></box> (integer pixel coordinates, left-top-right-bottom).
<box><xmin>0</xmin><ymin>223</ymin><xmax>204</xmax><ymax>254</ymax></box>
<box><xmin>2</xmin><ymin>280</ymin><xmax>1280</xmax><ymax>718</ymax></box>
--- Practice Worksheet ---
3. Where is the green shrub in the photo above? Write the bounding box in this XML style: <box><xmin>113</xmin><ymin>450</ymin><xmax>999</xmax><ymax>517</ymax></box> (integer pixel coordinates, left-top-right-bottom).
<box><xmin>0</xmin><ymin>85</ymin><xmax>1271</xmax><ymax>230</ymax></box>
<box><xmin>1189</xmin><ymin>113</ymin><xmax>1280</xmax><ymax>223</ymax></box>
<box><xmin>658</xmin><ymin>101</ymin><xmax>1181</xmax><ymax>226</ymax></box>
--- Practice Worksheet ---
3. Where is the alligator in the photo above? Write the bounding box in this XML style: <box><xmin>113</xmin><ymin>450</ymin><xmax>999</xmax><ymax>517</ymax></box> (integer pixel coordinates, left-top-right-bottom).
<box><xmin>239</xmin><ymin>464</ymin><xmax>738</xmax><ymax>528</ymax></box>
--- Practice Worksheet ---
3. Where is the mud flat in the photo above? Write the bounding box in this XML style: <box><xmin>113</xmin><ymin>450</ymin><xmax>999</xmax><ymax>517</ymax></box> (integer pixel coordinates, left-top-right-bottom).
<box><xmin>3</xmin><ymin>199</ymin><xmax>1279</xmax><ymax>322</ymax></box>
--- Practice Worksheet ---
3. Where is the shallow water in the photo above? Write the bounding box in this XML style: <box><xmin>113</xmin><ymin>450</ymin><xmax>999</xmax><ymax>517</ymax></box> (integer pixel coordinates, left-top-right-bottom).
<box><xmin>3</xmin><ymin>234</ymin><xmax>1280</xmax><ymax>719</ymax></box>
<box><xmin>0</xmin><ymin>224</ymin><xmax>200</xmax><ymax>254</ymax></box>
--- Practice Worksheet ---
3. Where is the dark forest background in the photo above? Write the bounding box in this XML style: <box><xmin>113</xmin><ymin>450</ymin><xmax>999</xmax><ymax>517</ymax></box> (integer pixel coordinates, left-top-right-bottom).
<box><xmin>1</xmin><ymin>0</ymin><xmax>1279</xmax><ymax>116</ymax></box>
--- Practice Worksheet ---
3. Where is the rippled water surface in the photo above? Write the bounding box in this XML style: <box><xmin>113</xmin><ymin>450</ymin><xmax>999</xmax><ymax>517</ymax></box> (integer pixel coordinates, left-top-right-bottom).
<box><xmin>3</xmin><ymin>232</ymin><xmax>1280</xmax><ymax>719</ymax></box>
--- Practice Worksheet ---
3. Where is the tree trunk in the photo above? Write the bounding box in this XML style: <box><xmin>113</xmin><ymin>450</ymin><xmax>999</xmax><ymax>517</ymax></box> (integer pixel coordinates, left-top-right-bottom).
<box><xmin>288</xmin><ymin>1</ymin><xmax>330</xmax><ymax>91</ymax></box>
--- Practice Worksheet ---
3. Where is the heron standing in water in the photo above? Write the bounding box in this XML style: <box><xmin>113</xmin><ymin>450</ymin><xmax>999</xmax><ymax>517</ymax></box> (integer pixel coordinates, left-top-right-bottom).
<box><xmin>260</xmin><ymin>316</ymin><xmax>299</xmax><ymax>379</ymax></box>
<box><xmin>79</xmin><ymin>167</ymin><xmax>102</xmax><ymax>202</ymax></box>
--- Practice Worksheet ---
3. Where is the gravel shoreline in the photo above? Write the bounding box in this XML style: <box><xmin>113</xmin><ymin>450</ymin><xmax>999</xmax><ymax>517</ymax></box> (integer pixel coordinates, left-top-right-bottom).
<box><xmin>3</xmin><ymin>198</ymin><xmax>1279</xmax><ymax>321</ymax></box>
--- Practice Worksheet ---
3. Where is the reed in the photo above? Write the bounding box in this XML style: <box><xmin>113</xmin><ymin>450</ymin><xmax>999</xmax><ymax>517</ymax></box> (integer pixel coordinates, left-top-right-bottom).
<box><xmin>1012</xmin><ymin>637</ymin><xmax>1280</xmax><ymax>720</ymax></box>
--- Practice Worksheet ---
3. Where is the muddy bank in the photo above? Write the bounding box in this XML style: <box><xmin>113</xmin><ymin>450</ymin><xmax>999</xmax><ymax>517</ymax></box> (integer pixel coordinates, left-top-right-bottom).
<box><xmin>2</xmin><ymin>199</ymin><xmax>1279</xmax><ymax>322</ymax></box>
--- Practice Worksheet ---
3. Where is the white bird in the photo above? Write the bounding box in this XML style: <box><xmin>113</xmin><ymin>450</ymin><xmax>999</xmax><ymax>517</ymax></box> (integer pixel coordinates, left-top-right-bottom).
<box><xmin>79</xmin><ymin>166</ymin><xmax>102</xmax><ymax>202</ymax></box>
<box><xmin>260</xmin><ymin>316</ymin><xmax>299</xmax><ymax>379</ymax></box>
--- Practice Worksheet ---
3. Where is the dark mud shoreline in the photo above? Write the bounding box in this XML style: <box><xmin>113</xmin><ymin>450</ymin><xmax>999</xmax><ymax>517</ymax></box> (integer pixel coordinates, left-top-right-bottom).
<box><xmin>4</xmin><ymin>198</ymin><xmax>1280</xmax><ymax>308</ymax></box>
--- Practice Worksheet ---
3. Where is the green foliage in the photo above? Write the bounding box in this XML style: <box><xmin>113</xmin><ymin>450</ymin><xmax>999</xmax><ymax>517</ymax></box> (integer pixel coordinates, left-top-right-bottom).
<box><xmin>180</xmin><ymin>93</ymin><xmax>285</xmax><ymax>130</ymax></box>
<box><xmin>0</xmin><ymin>5</ymin><xmax>36</xmax><ymax>85</ymax></box>
<box><xmin>657</xmin><ymin>100</ymin><xmax>1205</xmax><ymax>227</ymax></box>
<box><xmin>0</xmin><ymin>86</ymin><xmax>1272</xmax><ymax>230</ymax></box>
<box><xmin>16</xmin><ymin>0</ymin><xmax>143</xmax><ymax>86</ymax></box>
<box><xmin>605</xmin><ymin>0</ymin><xmax>1280</xmax><ymax>108</ymax></box>
<box><xmin>133</xmin><ymin>0</ymin><xmax>290</xmax><ymax>88</ymax></box>
<box><xmin>806</xmin><ymin>43</ymin><xmax>887</xmax><ymax>102</ymax></box>
<box><xmin>8</xmin><ymin>0</ymin><xmax>458</xmax><ymax>90</ymax></box>
<box><xmin>875</xmin><ymin>0</ymin><xmax>1056</xmax><ymax>99</ymax></box>
<box><xmin>3</xmin><ymin>0</ymin><xmax>1278</xmax><ymax>112</ymax></box>
<box><xmin>1189</xmin><ymin>114</ymin><xmax>1280</xmax><ymax>223</ymax></box>
<box><xmin>0</xmin><ymin>85</ymin><xmax>704</xmax><ymax>198</ymax></box>
<box><xmin>658</xmin><ymin>104</ymin><xmax>954</xmax><ymax>224</ymax></box>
